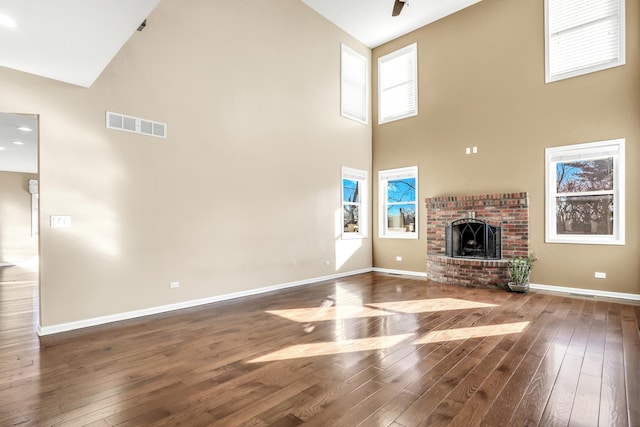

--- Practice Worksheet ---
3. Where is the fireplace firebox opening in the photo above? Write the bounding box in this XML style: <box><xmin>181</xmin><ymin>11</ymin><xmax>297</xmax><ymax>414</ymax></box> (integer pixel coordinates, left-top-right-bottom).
<box><xmin>446</xmin><ymin>218</ymin><xmax>501</xmax><ymax>260</ymax></box>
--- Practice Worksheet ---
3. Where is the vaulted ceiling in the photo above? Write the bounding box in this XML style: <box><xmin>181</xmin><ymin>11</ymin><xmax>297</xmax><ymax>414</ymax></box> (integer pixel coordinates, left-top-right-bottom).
<box><xmin>0</xmin><ymin>0</ymin><xmax>161</xmax><ymax>88</ymax></box>
<box><xmin>300</xmin><ymin>0</ymin><xmax>481</xmax><ymax>48</ymax></box>
<box><xmin>0</xmin><ymin>0</ymin><xmax>481</xmax><ymax>89</ymax></box>
<box><xmin>0</xmin><ymin>0</ymin><xmax>481</xmax><ymax>173</ymax></box>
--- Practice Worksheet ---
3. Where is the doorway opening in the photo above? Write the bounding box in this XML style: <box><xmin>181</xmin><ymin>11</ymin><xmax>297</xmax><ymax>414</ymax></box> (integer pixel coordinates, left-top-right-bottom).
<box><xmin>0</xmin><ymin>112</ymin><xmax>39</xmax><ymax>328</ymax></box>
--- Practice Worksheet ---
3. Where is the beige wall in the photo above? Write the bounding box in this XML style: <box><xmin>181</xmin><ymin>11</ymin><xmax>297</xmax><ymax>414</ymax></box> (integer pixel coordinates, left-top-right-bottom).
<box><xmin>372</xmin><ymin>0</ymin><xmax>640</xmax><ymax>295</ymax></box>
<box><xmin>0</xmin><ymin>171</ymin><xmax>38</xmax><ymax>264</ymax></box>
<box><xmin>0</xmin><ymin>0</ymin><xmax>372</xmax><ymax>327</ymax></box>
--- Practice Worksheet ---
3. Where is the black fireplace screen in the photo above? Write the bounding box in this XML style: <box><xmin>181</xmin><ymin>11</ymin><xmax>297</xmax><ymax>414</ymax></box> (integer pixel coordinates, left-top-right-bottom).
<box><xmin>446</xmin><ymin>218</ymin><xmax>501</xmax><ymax>259</ymax></box>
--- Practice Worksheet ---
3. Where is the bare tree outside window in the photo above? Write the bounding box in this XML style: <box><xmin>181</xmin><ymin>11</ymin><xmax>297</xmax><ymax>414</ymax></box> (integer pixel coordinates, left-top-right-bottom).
<box><xmin>379</xmin><ymin>166</ymin><xmax>418</xmax><ymax>239</ymax></box>
<box><xmin>546</xmin><ymin>139</ymin><xmax>624</xmax><ymax>245</ymax></box>
<box><xmin>343</xmin><ymin>179</ymin><xmax>360</xmax><ymax>233</ymax></box>
<box><xmin>555</xmin><ymin>158</ymin><xmax>614</xmax><ymax>235</ymax></box>
<box><xmin>387</xmin><ymin>178</ymin><xmax>416</xmax><ymax>233</ymax></box>
<box><xmin>342</xmin><ymin>167</ymin><xmax>367</xmax><ymax>238</ymax></box>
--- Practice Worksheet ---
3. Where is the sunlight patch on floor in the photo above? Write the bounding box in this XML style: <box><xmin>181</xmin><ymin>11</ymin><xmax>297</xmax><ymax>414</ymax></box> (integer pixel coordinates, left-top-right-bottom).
<box><xmin>368</xmin><ymin>298</ymin><xmax>497</xmax><ymax>314</ymax></box>
<box><xmin>248</xmin><ymin>321</ymin><xmax>530</xmax><ymax>363</ymax></box>
<box><xmin>253</xmin><ymin>297</ymin><xmax>527</xmax><ymax>363</ymax></box>
<box><xmin>248</xmin><ymin>333</ymin><xmax>414</xmax><ymax>363</ymax></box>
<box><xmin>414</xmin><ymin>321</ymin><xmax>530</xmax><ymax>344</ymax></box>
<box><xmin>267</xmin><ymin>297</ymin><xmax>498</xmax><ymax>324</ymax></box>
<box><xmin>267</xmin><ymin>305</ymin><xmax>393</xmax><ymax>323</ymax></box>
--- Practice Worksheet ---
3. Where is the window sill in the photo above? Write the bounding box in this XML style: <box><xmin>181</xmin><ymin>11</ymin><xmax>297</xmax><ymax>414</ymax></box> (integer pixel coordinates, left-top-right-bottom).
<box><xmin>546</xmin><ymin>235</ymin><xmax>625</xmax><ymax>246</ymax></box>
<box><xmin>380</xmin><ymin>234</ymin><xmax>419</xmax><ymax>240</ymax></box>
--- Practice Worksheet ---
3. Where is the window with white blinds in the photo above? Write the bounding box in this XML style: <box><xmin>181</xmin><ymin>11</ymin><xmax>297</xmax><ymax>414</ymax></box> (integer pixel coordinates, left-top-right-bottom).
<box><xmin>341</xmin><ymin>44</ymin><xmax>368</xmax><ymax>124</ymax></box>
<box><xmin>378</xmin><ymin>43</ymin><xmax>417</xmax><ymax>124</ymax></box>
<box><xmin>545</xmin><ymin>0</ymin><xmax>625</xmax><ymax>83</ymax></box>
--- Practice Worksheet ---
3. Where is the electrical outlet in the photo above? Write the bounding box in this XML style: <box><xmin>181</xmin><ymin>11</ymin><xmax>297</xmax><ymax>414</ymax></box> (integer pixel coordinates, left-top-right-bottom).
<box><xmin>170</xmin><ymin>281</ymin><xmax>180</xmax><ymax>289</ymax></box>
<box><xmin>594</xmin><ymin>272</ymin><xmax>606</xmax><ymax>279</ymax></box>
<box><xmin>396</xmin><ymin>256</ymin><xmax>402</xmax><ymax>261</ymax></box>
<box><xmin>324</xmin><ymin>260</ymin><xmax>331</xmax><ymax>267</ymax></box>
<box><xmin>472</xmin><ymin>146</ymin><xmax>478</xmax><ymax>154</ymax></box>
<box><xmin>465</xmin><ymin>147</ymin><xmax>471</xmax><ymax>155</ymax></box>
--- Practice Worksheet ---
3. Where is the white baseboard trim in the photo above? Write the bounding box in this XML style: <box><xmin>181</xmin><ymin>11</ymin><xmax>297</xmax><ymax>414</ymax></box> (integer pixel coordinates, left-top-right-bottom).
<box><xmin>37</xmin><ymin>268</ymin><xmax>374</xmax><ymax>336</ymax></box>
<box><xmin>529</xmin><ymin>283</ymin><xmax>640</xmax><ymax>301</ymax></box>
<box><xmin>38</xmin><ymin>271</ymin><xmax>637</xmax><ymax>336</ymax></box>
<box><xmin>372</xmin><ymin>267</ymin><xmax>428</xmax><ymax>278</ymax></box>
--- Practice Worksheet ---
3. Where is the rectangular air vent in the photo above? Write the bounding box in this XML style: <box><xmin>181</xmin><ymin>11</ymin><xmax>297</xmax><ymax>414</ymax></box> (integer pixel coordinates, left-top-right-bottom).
<box><xmin>152</xmin><ymin>122</ymin><xmax>166</xmax><ymax>138</ymax></box>
<box><xmin>106</xmin><ymin>111</ymin><xmax>167</xmax><ymax>139</ymax></box>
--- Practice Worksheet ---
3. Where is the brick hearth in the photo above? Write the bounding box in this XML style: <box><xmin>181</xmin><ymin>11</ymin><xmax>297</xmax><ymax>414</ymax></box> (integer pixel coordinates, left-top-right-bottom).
<box><xmin>425</xmin><ymin>193</ymin><xmax>529</xmax><ymax>289</ymax></box>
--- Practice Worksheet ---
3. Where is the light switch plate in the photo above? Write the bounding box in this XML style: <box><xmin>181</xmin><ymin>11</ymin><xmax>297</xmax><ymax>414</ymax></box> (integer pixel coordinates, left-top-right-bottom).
<box><xmin>50</xmin><ymin>215</ymin><xmax>71</xmax><ymax>228</ymax></box>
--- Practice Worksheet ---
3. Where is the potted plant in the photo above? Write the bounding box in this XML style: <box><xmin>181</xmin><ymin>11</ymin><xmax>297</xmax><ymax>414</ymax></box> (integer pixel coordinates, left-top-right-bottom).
<box><xmin>507</xmin><ymin>253</ymin><xmax>536</xmax><ymax>293</ymax></box>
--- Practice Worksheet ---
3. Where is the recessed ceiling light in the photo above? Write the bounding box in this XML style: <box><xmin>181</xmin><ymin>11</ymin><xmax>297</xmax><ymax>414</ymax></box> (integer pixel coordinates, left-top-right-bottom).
<box><xmin>17</xmin><ymin>126</ymin><xmax>32</xmax><ymax>132</ymax></box>
<box><xmin>0</xmin><ymin>13</ymin><xmax>17</xmax><ymax>28</ymax></box>
<box><xmin>12</xmin><ymin>141</ymin><xmax>24</xmax><ymax>145</ymax></box>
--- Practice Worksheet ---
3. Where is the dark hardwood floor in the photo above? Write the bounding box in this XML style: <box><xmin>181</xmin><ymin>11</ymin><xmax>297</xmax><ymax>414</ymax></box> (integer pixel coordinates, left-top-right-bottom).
<box><xmin>1</xmin><ymin>268</ymin><xmax>639</xmax><ymax>426</ymax></box>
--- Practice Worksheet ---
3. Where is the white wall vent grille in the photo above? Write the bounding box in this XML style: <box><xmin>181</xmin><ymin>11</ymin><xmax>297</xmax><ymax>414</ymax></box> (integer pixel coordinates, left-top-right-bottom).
<box><xmin>140</xmin><ymin>119</ymin><xmax>153</xmax><ymax>135</ymax></box>
<box><xmin>106</xmin><ymin>111</ymin><xmax>167</xmax><ymax>138</ymax></box>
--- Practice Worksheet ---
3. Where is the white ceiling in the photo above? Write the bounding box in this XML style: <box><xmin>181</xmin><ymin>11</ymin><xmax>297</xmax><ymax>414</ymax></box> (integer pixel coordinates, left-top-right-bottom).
<box><xmin>0</xmin><ymin>0</ymin><xmax>482</xmax><ymax>90</ymax></box>
<box><xmin>300</xmin><ymin>0</ymin><xmax>482</xmax><ymax>48</ymax></box>
<box><xmin>0</xmin><ymin>0</ymin><xmax>161</xmax><ymax>88</ymax></box>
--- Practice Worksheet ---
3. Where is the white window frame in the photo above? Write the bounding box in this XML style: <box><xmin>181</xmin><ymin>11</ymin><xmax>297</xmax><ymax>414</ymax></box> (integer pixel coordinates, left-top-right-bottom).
<box><xmin>378</xmin><ymin>43</ymin><xmax>418</xmax><ymax>124</ymax></box>
<box><xmin>545</xmin><ymin>138</ymin><xmax>625</xmax><ymax>245</ymax></box>
<box><xmin>545</xmin><ymin>0</ymin><xmax>625</xmax><ymax>83</ymax></box>
<box><xmin>379</xmin><ymin>166</ymin><xmax>418</xmax><ymax>239</ymax></box>
<box><xmin>342</xmin><ymin>167</ymin><xmax>368</xmax><ymax>239</ymax></box>
<box><xmin>341</xmin><ymin>44</ymin><xmax>369</xmax><ymax>124</ymax></box>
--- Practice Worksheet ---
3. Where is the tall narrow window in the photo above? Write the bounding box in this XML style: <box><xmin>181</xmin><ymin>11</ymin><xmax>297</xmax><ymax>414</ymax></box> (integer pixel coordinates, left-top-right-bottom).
<box><xmin>342</xmin><ymin>167</ymin><xmax>368</xmax><ymax>239</ymax></box>
<box><xmin>341</xmin><ymin>44</ymin><xmax>368</xmax><ymax>124</ymax></box>
<box><xmin>545</xmin><ymin>139</ymin><xmax>625</xmax><ymax>245</ymax></box>
<box><xmin>378</xmin><ymin>43</ymin><xmax>417</xmax><ymax>124</ymax></box>
<box><xmin>379</xmin><ymin>166</ymin><xmax>418</xmax><ymax>239</ymax></box>
<box><xmin>545</xmin><ymin>0</ymin><xmax>625</xmax><ymax>82</ymax></box>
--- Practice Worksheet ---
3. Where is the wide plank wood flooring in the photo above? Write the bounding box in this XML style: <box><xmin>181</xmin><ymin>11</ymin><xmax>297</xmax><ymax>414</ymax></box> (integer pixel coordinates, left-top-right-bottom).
<box><xmin>1</xmin><ymin>268</ymin><xmax>639</xmax><ymax>426</ymax></box>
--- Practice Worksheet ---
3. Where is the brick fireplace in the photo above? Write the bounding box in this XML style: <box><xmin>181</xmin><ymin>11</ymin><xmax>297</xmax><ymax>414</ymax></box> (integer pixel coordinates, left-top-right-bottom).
<box><xmin>425</xmin><ymin>193</ymin><xmax>529</xmax><ymax>289</ymax></box>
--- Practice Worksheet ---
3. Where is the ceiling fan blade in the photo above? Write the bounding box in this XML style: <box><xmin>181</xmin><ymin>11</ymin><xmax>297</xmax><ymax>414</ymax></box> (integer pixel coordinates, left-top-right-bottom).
<box><xmin>392</xmin><ymin>0</ymin><xmax>405</xmax><ymax>16</ymax></box>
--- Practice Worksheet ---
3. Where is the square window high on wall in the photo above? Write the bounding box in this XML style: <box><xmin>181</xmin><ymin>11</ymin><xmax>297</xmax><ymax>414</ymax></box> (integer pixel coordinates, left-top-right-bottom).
<box><xmin>341</xmin><ymin>44</ymin><xmax>369</xmax><ymax>124</ymax></box>
<box><xmin>545</xmin><ymin>139</ymin><xmax>625</xmax><ymax>245</ymax></box>
<box><xmin>378</xmin><ymin>43</ymin><xmax>417</xmax><ymax>124</ymax></box>
<box><xmin>342</xmin><ymin>167</ymin><xmax>368</xmax><ymax>239</ymax></box>
<box><xmin>379</xmin><ymin>166</ymin><xmax>418</xmax><ymax>239</ymax></box>
<box><xmin>545</xmin><ymin>0</ymin><xmax>625</xmax><ymax>82</ymax></box>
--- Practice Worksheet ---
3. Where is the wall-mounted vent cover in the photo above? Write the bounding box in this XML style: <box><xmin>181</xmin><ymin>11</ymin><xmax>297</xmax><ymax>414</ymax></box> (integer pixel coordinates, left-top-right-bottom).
<box><xmin>139</xmin><ymin>119</ymin><xmax>166</xmax><ymax>138</ymax></box>
<box><xmin>152</xmin><ymin>122</ymin><xmax>166</xmax><ymax>138</ymax></box>
<box><xmin>106</xmin><ymin>111</ymin><xmax>167</xmax><ymax>139</ymax></box>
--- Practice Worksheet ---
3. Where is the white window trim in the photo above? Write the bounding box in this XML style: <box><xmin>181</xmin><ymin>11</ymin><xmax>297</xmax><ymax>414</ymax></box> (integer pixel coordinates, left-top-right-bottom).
<box><xmin>545</xmin><ymin>0</ymin><xmax>625</xmax><ymax>83</ymax></box>
<box><xmin>545</xmin><ymin>138</ymin><xmax>625</xmax><ymax>245</ymax></box>
<box><xmin>341</xmin><ymin>44</ymin><xmax>369</xmax><ymax>124</ymax></box>
<box><xmin>379</xmin><ymin>166</ymin><xmax>418</xmax><ymax>239</ymax></box>
<box><xmin>378</xmin><ymin>43</ymin><xmax>418</xmax><ymax>124</ymax></box>
<box><xmin>342</xmin><ymin>167</ymin><xmax>368</xmax><ymax>239</ymax></box>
